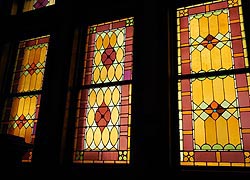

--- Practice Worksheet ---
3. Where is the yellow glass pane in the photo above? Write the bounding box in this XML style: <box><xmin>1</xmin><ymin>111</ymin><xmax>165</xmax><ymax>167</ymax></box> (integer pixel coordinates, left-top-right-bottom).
<box><xmin>191</xmin><ymin>50</ymin><xmax>201</xmax><ymax>73</ymax></box>
<box><xmin>112</xmin><ymin>87</ymin><xmax>120</xmax><ymax>105</ymax></box>
<box><xmin>23</xmin><ymin>0</ymin><xmax>32</xmax><ymax>12</ymax></box>
<box><xmin>110</xmin><ymin>32</ymin><xmax>117</xmax><ymax>47</ymax></box>
<box><xmin>96</xmin><ymin>36</ymin><xmax>103</xmax><ymax>50</ymax></box>
<box><xmin>192</xmin><ymin>79</ymin><xmax>203</xmax><ymax>105</ymax></box>
<box><xmin>28</xmin><ymin>48</ymin><xmax>35</xmax><ymax>65</ymax></box>
<box><xmin>115</xmin><ymin>64</ymin><xmax>123</xmax><ymax>81</ymax></box>
<box><xmin>17</xmin><ymin>75</ymin><xmax>25</xmax><ymax>92</ymax></box>
<box><xmin>93</xmin><ymin>68</ymin><xmax>100</xmax><ymax>83</ymax></box>
<box><xmin>199</xmin><ymin>16</ymin><xmax>209</xmax><ymax>39</ymax></box>
<box><xmin>89</xmin><ymin>89</ymin><xmax>96</xmax><ymax>107</ymax></box>
<box><xmin>218</xmin><ymin>11</ymin><xmax>229</xmax><ymax>35</ymax></box>
<box><xmin>213</xmin><ymin>78</ymin><xmax>224</xmax><ymax>104</ymax></box>
<box><xmin>93</xmin><ymin>128</ymin><xmax>101</xmax><ymax>149</ymax></box>
<box><xmin>208</xmin><ymin>14</ymin><xmax>218</xmax><ymax>37</ymax></box>
<box><xmin>86</xmin><ymin>128</ymin><xmax>94</xmax><ymax>147</ymax></box>
<box><xmin>25</xmin><ymin>126</ymin><xmax>32</xmax><ymax>144</ymax></box>
<box><xmin>13</xmin><ymin>127</ymin><xmax>20</xmax><ymax>136</ymax></box>
<box><xmin>102</xmin><ymin>127</ymin><xmax>110</xmax><ymax>146</ymax></box>
<box><xmin>87</xmin><ymin>109</ymin><xmax>95</xmax><ymax>126</ymax></box>
<box><xmin>202</xmin><ymin>79</ymin><xmax>213</xmax><ymax>105</ymax></box>
<box><xmin>100</xmin><ymin>66</ymin><xmax>107</xmax><ymax>82</ymax></box>
<box><xmin>17</xmin><ymin>97</ymin><xmax>25</xmax><ymax>117</ymax></box>
<box><xmin>190</xmin><ymin>17</ymin><xmax>199</xmax><ymax>40</ymax></box>
<box><xmin>228</xmin><ymin>117</ymin><xmax>241</xmax><ymax>146</ymax></box>
<box><xmin>117</xmin><ymin>31</ymin><xmax>124</xmax><ymax>47</ymax></box>
<box><xmin>34</xmin><ymin>47</ymin><xmax>41</xmax><ymax>64</ymax></box>
<box><xmin>221</xmin><ymin>46</ymin><xmax>233</xmax><ymax>69</ymax></box>
<box><xmin>19</xmin><ymin>126</ymin><xmax>26</xmax><ymax>138</ymax></box>
<box><xmin>111</xmin><ymin>107</ymin><xmax>119</xmax><ymax>125</ymax></box>
<box><xmin>94</xmin><ymin>51</ymin><xmax>101</xmax><ymax>66</ymax></box>
<box><xmin>35</xmin><ymin>72</ymin><xmax>43</xmax><ymax>90</ymax></box>
<box><xmin>23</xmin><ymin>96</ymin><xmax>31</xmax><ymax>117</ymax></box>
<box><xmin>30</xmin><ymin>73</ymin><xmax>37</xmax><ymax>91</ymax></box>
<box><xmin>96</xmin><ymin>89</ymin><xmax>104</xmax><ymax>106</ymax></box>
<box><xmin>116</xmin><ymin>48</ymin><xmax>124</xmax><ymax>63</ymax></box>
<box><xmin>216</xmin><ymin>118</ymin><xmax>229</xmax><ymax>146</ymax></box>
<box><xmin>108</xmin><ymin>65</ymin><xmax>115</xmax><ymax>81</ymax></box>
<box><xmin>224</xmin><ymin>76</ymin><xmax>236</xmax><ymax>103</ymax></box>
<box><xmin>211</xmin><ymin>47</ymin><xmax>221</xmax><ymax>71</ymax></box>
<box><xmin>40</xmin><ymin>46</ymin><xmax>48</xmax><ymax>64</ymax></box>
<box><xmin>30</xmin><ymin>96</ymin><xmax>37</xmax><ymax>114</ymax></box>
<box><xmin>201</xmin><ymin>48</ymin><xmax>211</xmax><ymax>72</ymax></box>
<box><xmin>205</xmin><ymin>118</ymin><xmax>217</xmax><ymax>146</ymax></box>
<box><xmin>22</xmin><ymin>47</ymin><xmax>30</xmax><ymax>66</ymax></box>
<box><xmin>103</xmin><ymin>34</ymin><xmax>109</xmax><ymax>49</ymax></box>
<box><xmin>194</xmin><ymin>118</ymin><xmax>205</xmax><ymax>147</ymax></box>
<box><xmin>104</xmin><ymin>88</ymin><xmax>112</xmax><ymax>105</ymax></box>
<box><xmin>110</xmin><ymin>127</ymin><xmax>119</xmax><ymax>146</ymax></box>
<box><xmin>23</xmin><ymin>75</ymin><xmax>31</xmax><ymax>92</ymax></box>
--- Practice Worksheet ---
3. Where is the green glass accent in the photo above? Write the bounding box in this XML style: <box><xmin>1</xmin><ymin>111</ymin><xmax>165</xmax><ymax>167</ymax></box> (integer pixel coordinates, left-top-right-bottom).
<box><xmin>200</xmin><ymin>112</ymin><xmax>209</xmax><ymax>120</ymax></box>
<box><xmin>75</xmin><ymin>151</ymin><xmax>80</xmax><ymax>160</ymax></box>
<box><xmin>195</xmin><ymin>144</ymin><xmax>201</xmax><ymax>150</ymax></box>
<box><xmin>25</xmin><ymin>64</ymin><xmax>30</xmax><ymax>69</ymax></box>
<box><xmin>31</xmin><ymin>114</ymin><xmax>36</xmax><ymax>119</ymax></box>
<box><xmin>200</xmin><ymin>102</ymin><xmax>208</xmax><ymax>109</ymax></box>
<box><xmin>204</xmin><ymin>11</ymin><xmax>213</xmax><ymax>17</ymax></box>
<box><xmin>224</xmin><ymin>144</ymin><xmax>236</xmax><ymax>150</ymax></box>
<box><xmin>201</xmin><ymin>144</ymin><xmax>212</xmax><ymax>150</ymax></box>
<box><xmin>14</xmin><ymin>115</ymin><xmax>19</xmax><ymax>120</ymax></box>
<box><xmin>236</xmin><ymin>144</ymin><xmax>242</xmax><ymax>150</ymax></box>
<box><xmin>13</xmin><ymin>123</ymin><xmax>17</xmax><ymax>128</ymax></box>
<box><xmin>218</xmin><ymin>74</ymin><xmax>227</xmax><ymax>79</ymax></box>
<box><xmin>196</xmin><ymin>44</ymin><xmax>205</xmax><ymax>51</ymax></box>
<box><xmin>24</xmin><ymin>122</ymin><xmax>30</xmax><ymax>128</ymax></box>
<box><xmin>193</xmin><ymin>112</ymin><xmax>198</xmax><ymax>120</ymax></box>
<box><xmin>221</xmin><ymin>110</ymin><xmax>231</xmax><ymax>120</ymax></box>
<box><xmin>35</xmin><ymin>69</ymin><xmax>41</xmax><ymax>74</ymax></box>
<box><xmin>193</xmin><ymin>14</ymin><xmax>203</xmax><ymax>19</ymax></box>
<box><xmin>207</xmin><ymin>75</ymin><xmax>216</xmax><ymax>80</ymax></box>
<box><xmin>23</xmin><ymin>71</ymin><xmax>29</xmax><ymax>76</ymax></box>
<box><xmin>197</xmin><ymin>76</ymin><xmax>206</xmax><ymax>81</ymax></box>
<box><xmin>212</xmin><ymin>144</ymin><xmax>223</xmax><ymax>150</ymax></box>
<box><xmin>216</xmin><ymin>42</ymin><xmax>224</xmax><ymax>49</ymax></box>
<box><xmin>126</xmin><ymin>18</ymin><xmax>134</xmax><ymax>26</ymax></box>
<box><xmin>80</xmin><ymin>151</ymin><xmax>84</xmax><ymax>160</ymax></box>
<box><xmin>89</xmin><ymin>26</ymin><xmax>96</xmax><ymax>34</ymax></box>
<box><xmin>214</xmin><ymin>9</ymin><xmax>224</xmax><ymax>16</ymax></box>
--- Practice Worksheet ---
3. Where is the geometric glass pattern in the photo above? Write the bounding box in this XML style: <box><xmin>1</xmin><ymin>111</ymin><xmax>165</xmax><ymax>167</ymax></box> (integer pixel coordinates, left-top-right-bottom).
<box><xmin>0</xmin><ymin>35</ymin><xmax>50</xmax><ymax>162</ymax></box>
<box><xmin>177</xmin><ymin>0</ymin><xmax>250</xmax><ymax>167</ymax></box>
<box><xmin>23</xmin><ymin>0</ymin><xmax>56</xmax><ymax>12</ymax></box>
<box><xmin>73</xmin><ymin>17</ymin><xmax>134</xmax><ymax>164</ymax></box>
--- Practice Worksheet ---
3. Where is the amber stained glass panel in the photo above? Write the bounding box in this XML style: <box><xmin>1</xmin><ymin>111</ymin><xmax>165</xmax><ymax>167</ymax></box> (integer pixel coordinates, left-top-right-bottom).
<box><xmin>74</xmin><ymin>17</ymin><xmax>134</xmax><ymax>164</ymax></box>
<box><xmin>1</xmin><ymin>35</ymin><xmax>50</xmax><ymax>162</ymax></box>
<box><xmin>177</xmin><ymin>0</ymin><xmax>250</xmax><ymax>167</ymax></box>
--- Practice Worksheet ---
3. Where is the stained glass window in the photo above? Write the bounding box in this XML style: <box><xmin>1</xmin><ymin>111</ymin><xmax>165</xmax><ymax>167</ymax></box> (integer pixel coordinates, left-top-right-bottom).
<box><xmin>0</xmin><ymin>35</ymin><xmax>50</xmax><ymax>162</ymax></box>
<box><xmin>23</xmin><ymin>0</ymin><xmax>56</xmax><ymax>12</ymax></box>
<box><xmin>177</xmin><ymin>0</ymin><xmax>250</xmax><ymax>167</ymax></box>
<box><xmin>73</xmin><ymin>17</ymin><xmax>134</xmax><ymax>164</ymax></box>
